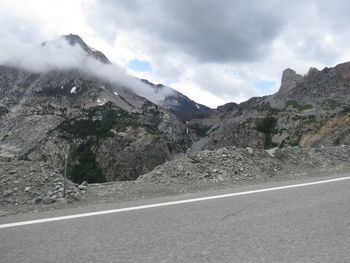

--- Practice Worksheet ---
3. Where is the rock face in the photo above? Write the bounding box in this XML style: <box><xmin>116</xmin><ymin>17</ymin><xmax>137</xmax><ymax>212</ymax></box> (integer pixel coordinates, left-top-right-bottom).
<box><xmin>334</xmin><ymin>61</ymin><xmax>350</xmax><ymax>78</ymax></box>
<box><xmin>0</xmin><ymin>36</ymin><xmax>190</xmax><ymax>183</ymax></box>
<box><xmin>188</xmin><ymin>61</ymin><xmax>350</xmax><ymax>151</ymax></box>
<box><xmin>278</xmin><ymin>68</ymin><xmax>303</xmax><ymax>93</ymax></box>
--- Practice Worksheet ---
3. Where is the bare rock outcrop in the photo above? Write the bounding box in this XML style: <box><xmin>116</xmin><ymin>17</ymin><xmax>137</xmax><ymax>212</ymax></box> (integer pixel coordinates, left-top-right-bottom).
<box><xmin>334</xmin><ymin>61</ymin><xmax>350</xmax><ymax>78</ymax></box>
<box><xmin>278</xmin><ymin>68</ymin><xmax>303</xmax><ymax>93</ymax></box>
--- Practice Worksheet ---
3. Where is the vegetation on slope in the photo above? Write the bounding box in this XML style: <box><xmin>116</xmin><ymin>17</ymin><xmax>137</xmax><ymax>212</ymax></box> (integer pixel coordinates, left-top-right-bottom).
<box><xmin>68</xmin><ymin>142</ymin><xmax>106</xmax><ymax>184</ymax></box>
<box><xmin>190</xmin><ymin>124</ymin><xmax>212</xmax><ymax>137</ymax></box>
<box><xmin>285</xmin><ymin>100</ymin><xmax>313</xmax><ymax>111</ymax></box>
<box><xmin>256</xmin><ymin>117</ymin><xmax>278</xmax><ymax>149</ymax></box>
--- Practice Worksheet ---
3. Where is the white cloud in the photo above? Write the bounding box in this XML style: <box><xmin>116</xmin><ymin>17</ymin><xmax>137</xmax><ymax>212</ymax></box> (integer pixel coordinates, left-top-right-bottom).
<box><xmin>0</xmin><ymin>27</ymin><xmax>174</xmax><ymax>105</ymax></box>
<box><xmin>1</xmin><ymin>0</ymin><xmax>350</xmax><ymax>108</ymax></box>
<box><xmin>170</xmin><ymin>81</ymin><xmax>226</xmax><ymax>108</ymax></box>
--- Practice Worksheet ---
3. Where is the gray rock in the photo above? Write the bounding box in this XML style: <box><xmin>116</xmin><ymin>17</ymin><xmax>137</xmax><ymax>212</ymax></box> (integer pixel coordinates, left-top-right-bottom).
<box><xmin>78</xmin><ymin>185</ymin><xmax>87</xmax><ymax>191</ymax></box>
<box><xmin>278</xmin><ymin>68</ymin><xmax>303</xmax><ymax>93</ymax></box>
<box><xmin>246</xmin><ymin>147</ymin><xmax>254</xmax><ymax>155</ymax></box>
<box><xmin>265</xmin><ymin>147</ymin><xmax>278</xmax><ymax>157</ymax></box>
<box><xmin>43</xmin><ymin>197</ymin><xmax>55</xmax><ymax>204</ymax></box>
<box><xmin>3</xmin><ymin>189</ymin><xmax>13</xmax><ymax>197</ymax></box>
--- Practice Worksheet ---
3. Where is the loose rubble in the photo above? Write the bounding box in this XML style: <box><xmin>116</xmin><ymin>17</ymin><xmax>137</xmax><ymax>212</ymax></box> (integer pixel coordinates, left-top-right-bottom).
<box><xmin>1</xmin><ymin>145</ymin><xmax>350</xmax><ymax>216</ymax></box>
<box><xmin>0</xmin><ymin>161</ymin><xmax>84</xmax><ymax>209</ymax></box>
<box><xmin>139</xmin><ymin>146</ymin><xmax>350</xmax><ymax>183</ymax></box>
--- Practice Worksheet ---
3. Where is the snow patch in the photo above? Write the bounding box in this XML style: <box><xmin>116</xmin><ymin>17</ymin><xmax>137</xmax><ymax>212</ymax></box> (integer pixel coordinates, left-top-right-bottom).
<box><xmin>113</xmin><ymin>92</ymin><xmax>119</xmax><ymax>96</ymax></box>
<box><xmin>97</xmin><ymin>98</ymin><xmax>107</xmax><ymax>105</ymax></box>
<box><xmin>195</xmin><ymin>104</ymin><xmax>200</xmax><ymax>109</ymax></box>
<box><xmin>60</xmin><ymin>85</ymin><xmax>64</xmax><ymax>89</ymax></box>
<box><xmin>70</xmin><ymin>86</ymin><xmax>77</xmax><ymax>94</ymax></box>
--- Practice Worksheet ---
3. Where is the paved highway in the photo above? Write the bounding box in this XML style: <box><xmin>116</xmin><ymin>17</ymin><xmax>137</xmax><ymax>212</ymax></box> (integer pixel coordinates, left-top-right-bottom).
<box><xmin>1</xmin><ymin>175</ymin><xmax>350</xmax><ymax>262</ymax></box>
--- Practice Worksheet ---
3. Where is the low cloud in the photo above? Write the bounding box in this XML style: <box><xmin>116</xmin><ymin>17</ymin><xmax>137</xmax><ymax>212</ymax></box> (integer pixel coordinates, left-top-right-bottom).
<box><xmin>0</xmin><ymin>15</ymin><xmax>174</xmax><ymax>105</ymax></box>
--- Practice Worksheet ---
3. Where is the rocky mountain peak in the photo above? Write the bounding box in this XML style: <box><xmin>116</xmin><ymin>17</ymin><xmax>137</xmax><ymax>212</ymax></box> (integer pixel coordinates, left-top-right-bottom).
<box><xmin>62</xmin><ymin>34</ymin><xmax>111</xmax><ymax>64</ymax></box>
<box><xmin>334</xmin><ymin>61</ymin><xmax>350</xmax><ymax>78</ymax></box>
<box><xmin>305</xmin><ymin>67</ymin><xmax>320</xmax><ymax>77</ymax></box>
<box><xmin>278</xmin><ymin>68</ymin><xmax>303</xmax><ymax>93</ymax></box>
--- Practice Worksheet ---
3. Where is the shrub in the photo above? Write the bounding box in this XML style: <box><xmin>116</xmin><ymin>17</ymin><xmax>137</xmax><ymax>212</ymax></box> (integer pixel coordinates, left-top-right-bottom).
<box><xmin>59</xmin><ymin>105</ymin><xmax>143</xmax><ymax>138</ymax></box>
<box><xmin>285</xmin><ymin>100</ymin><xmax>313</xmax><ymax>111</ymax></box>
<box><xmin>256</xmin><ymin>117</ymin><xmax>278</xmax><ymax>149</ymax></box>
<box><xmin>256</xmin><ymin>117</ymin><xmax>278</xmax><ymax>135</ymax></box>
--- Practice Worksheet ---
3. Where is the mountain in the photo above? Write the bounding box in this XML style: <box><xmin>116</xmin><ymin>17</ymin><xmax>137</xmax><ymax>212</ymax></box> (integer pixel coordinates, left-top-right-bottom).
<box><xmin>0</xmin><ymin>35</ymin><xmax>191</xmax><ymax>183</ymax></box>
<box><xmin>62</xmin><ymin>34</ymin><xmax>211</xmax><ymax>121</ymax></box>
<box><xmin>63</xmin><ymin>34</ymin><xmax>111</xmax><ymax>64</ymax></box>
<box><xmin>140</xmin><ymin>79</ymin><xmax>211</xmax><ymax>121</ymax></box>
<box><xmin>187</xmin><ymin>62</ymin><xmax>350</xmax><ymax>151</ymax></box>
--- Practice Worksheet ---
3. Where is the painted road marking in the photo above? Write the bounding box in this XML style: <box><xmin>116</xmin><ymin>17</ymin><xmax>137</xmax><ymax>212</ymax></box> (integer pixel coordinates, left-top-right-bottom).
<box><xmin>1</xmin><ymin>176</ymin><xmax>350</xmax><ymax>229</ymax></box>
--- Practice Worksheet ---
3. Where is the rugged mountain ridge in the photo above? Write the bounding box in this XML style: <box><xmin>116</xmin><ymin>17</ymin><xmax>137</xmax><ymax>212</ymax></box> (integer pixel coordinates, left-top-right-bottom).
<box><xmin>63</xmin><ymin>34</ymin><xmax>111</xmax><ymax>64</ymax></box>
<box><xmin>188</xmin><ymin>61</ymin><xmax>350</xmax><ymax>151</ymax></box>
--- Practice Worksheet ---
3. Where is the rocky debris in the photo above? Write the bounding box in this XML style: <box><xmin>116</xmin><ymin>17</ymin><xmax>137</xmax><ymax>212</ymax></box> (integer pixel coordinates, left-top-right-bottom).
<box><xmin>246</xmin><ymin>147</ymin><xmax>254</xmax><ymax>156</ymax></box>
<box><xmin>0</xmin><ymin>161</ymin><xmax>84</xmax><ymax>208</ymax></box>
<box><xmin>139</xmin><ymin>146</ymin><xmax>350</xmax><ymax>184</ymax></box>
<box><xmin>1</xmin><ymin>145</ymin><xmax>350</xmax><ymax>217</ymax></box>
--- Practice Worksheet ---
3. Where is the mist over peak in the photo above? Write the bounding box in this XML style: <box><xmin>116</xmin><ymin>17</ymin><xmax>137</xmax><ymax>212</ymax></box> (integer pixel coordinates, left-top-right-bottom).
<box><xmin>62</xmin><ymin>34</ymin><xmax>111</xmax><ymax>64</ymax></box>
<box><xmin>0</xmin><ymin>33</ymin><xmax>174</xmax><ymax>104</ymax></box>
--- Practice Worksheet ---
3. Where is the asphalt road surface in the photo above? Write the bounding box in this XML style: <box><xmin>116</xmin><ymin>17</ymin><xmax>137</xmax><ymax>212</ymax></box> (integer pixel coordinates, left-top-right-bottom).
<box><xmin>1</xmin><ymin>175</ymin><xmax>350</xmax><ymax>262</ymax></box>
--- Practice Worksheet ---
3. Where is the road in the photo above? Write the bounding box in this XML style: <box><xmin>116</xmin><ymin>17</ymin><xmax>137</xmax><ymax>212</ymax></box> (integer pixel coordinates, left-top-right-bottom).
<box><xmin>1</xmin><ymin>175</ymin><xmax>350</xmax><ymax>262</ymax></box>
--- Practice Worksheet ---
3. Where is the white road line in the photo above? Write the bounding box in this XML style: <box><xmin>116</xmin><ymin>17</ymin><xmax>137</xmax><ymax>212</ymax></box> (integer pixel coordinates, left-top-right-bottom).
<box><xmin>1</xmin><ymin>176</ymin><xmax>350</xmax><ymax>229</ymax></box>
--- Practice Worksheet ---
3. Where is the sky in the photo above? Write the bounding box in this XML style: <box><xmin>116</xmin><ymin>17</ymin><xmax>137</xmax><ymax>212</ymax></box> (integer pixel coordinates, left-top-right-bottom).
<box><xmin>1</xmin><ymin>0</ymin><xmax>350</xmax><ymax>108</ymax></box>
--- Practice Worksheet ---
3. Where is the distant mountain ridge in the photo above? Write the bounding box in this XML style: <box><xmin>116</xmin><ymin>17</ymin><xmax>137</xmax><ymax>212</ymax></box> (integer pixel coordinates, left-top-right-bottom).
<box><xmin>140</xmin><ymin>79</ymin><xmax>211</xmax><ymax>121</ymax></box>
<box><xmin>187</xmin><ymin>61</ymin><xmax>350</xmax><ymax>151</ymax></box>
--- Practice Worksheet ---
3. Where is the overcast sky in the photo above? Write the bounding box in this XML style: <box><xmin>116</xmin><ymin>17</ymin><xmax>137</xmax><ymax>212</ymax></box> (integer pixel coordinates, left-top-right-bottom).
<box><xmin>1</xmin><ymin>0</ymin><xmax>350</xmax><ymax>108</ymax></box>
